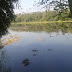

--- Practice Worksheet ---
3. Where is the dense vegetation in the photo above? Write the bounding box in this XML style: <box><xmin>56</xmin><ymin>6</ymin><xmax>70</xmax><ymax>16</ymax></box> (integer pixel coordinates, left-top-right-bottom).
<box><xmin>0</xmin><ymin>0</ymin><xmax>18</xmax><ymax>37</ymax></box>
<box><xmin>39</xmin><ymin>0</ymin><xmax>72</xmax><ymax>16</ymax></box>
<box><xmin>15</xmin><ymin>10</ymin><xmax>72</xmax><ymax>23</ymax></box>
<box><xmin>15</xmin><ymin>0</ymin><xmax>72</xmax><ymax>23</ymax></box>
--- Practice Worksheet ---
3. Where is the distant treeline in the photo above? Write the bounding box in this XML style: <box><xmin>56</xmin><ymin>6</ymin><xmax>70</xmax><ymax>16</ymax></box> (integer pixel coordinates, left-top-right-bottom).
<box><xmin>15</xmin><ymin>10</ymin><xmax>72</xmax><ymax>22</ymax></box>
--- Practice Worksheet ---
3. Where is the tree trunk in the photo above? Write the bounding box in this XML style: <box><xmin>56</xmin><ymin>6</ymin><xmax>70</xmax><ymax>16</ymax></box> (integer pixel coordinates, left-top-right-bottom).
<box><xmin>68</xmin><ymin>0</ymin><xmax>72</xmax><ymax>15</ymax></box>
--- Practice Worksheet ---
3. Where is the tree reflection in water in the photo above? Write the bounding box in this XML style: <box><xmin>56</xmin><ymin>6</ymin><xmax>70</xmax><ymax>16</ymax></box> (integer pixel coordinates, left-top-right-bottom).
<box><xmin>0</xmin><ymin>29</ymin><xmax>12</xmax><ymax>72</ymax></box>
<box><xmin>0</xmin><ymin>22</ymin><xmax>72</xmax><ymax>72</ymax></box>
<box><xmin>0</xmin><ymin>48</ymin><xmax>12</xmax><ymax>72</ymax></box>
<box><xmin>10</xmin><ymin>22</ymin><xmax>72</xmax><ymax>34</ymax></box>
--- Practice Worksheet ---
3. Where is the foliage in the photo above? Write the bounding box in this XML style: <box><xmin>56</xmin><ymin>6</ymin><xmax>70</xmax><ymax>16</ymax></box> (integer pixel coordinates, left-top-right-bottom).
<box><xmin>38</xmin><ymin>0</ymin><xmax>72</xmax><ymax>15</ymax></box>
<box><xmin>15</xmin><ymin>10</ymin><xmax>71</xmax><ymax>22</ymax></box>
<box><xmin>0</xmin><ymin>0</ymin><xmax>18</xmax><ymax>37</ymax></box>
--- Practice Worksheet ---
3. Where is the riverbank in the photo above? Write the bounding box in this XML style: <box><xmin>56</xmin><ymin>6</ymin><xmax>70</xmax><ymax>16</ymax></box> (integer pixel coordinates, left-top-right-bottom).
<box><xmin>12</xmin><ymin>21</ymin><xmax>72</xmax><ymax>25</ymax></box>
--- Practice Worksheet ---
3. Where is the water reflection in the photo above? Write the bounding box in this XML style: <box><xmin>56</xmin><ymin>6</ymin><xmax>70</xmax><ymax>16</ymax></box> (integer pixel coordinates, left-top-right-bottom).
<box><xmin>33</xmin><ymin>53</ymin><xmax>36</xmax><ymax>56</ymax></box>
<box><xmin>0</xmin><ymin>32</ymin><xmax>20</xmax><ymax>72</ymax></box>
<box><xmin>0</xmin><ymin>24</ymin><xmax>10</xmax><ymax>72</ymax></box>
<box><xmin>10</xmin><ymin>22</ymin><xmax>72</xmax><ymax>34</ymax></box>
<box><xmin>0</xmin><ymin>26</ymin><xmax>9</xmax><ymax>38</ymax></box>
<box><xmin>0</xmin><ymin>46</ymin><xmax>4</xmax><ymax>49</ymax></box>
<box><xmin>32</xmin><ymin>49</ymin><xmax>38</xmax><ymax>57</ymax></box>
<box><xmin>0</xmin><ymin>23</ymin><xmax>72</xmax><ymax>72</ymax></box>
<box><xmin>0</xmin><ymin>48</ymin><xmax>12</xmax><ymax>72</ymax></box>
<box><xmin>1</xmin><ymin>35</ymin><xmax>21</xmax><ymax>46</ymax></box>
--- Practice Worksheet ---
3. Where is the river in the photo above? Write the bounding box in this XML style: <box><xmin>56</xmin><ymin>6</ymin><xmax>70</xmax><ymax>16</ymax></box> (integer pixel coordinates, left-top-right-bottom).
<box><xmin>0</xmin><ymin>23</ymin><xmax>72</xmax><ymax>72</ymax></box>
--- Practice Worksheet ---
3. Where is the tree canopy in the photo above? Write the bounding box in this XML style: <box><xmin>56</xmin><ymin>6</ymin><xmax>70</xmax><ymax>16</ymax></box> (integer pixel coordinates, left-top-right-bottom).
<box><xmin>15</xmin><ymin>10</ymin><xmax>71</xmax><ymax>23</ymax></box>
<box><xmin>39</xmin><ymin>0</ymin><xmax>72</xmax><ymax>15</ymax></box>
<box><xmin>0</xmin><ymin>0</ymin><xmax>18</xmax><ymax>37</ymax></box>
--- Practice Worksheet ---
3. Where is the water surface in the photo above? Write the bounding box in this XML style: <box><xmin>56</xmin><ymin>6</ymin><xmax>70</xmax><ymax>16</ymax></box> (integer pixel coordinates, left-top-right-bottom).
<box><xmin>0</xmin><ymin>23</ymin><xmax>72</xmax><ymax>72</ymax></box>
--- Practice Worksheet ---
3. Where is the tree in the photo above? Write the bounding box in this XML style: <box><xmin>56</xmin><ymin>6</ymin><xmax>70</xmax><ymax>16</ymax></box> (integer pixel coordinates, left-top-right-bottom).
<box><xmin>68</xmin><ymin>0</ymin><xmax>72</xmax><ymax>15</ymax></box>
<box><xmin>38</xmin><ymin>0</ymin><xmax>72</xmax><ymax>15</ymax></box>
<box><xmin>0</xmin><ymin>0</ymin><xmax>18</xmax><ymax>37</ymax></box>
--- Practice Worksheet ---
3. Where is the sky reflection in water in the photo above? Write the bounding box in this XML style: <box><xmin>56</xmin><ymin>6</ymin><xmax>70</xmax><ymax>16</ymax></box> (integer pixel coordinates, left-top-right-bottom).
<box><xmin>0</xmin><ymin>23</ymin><xmax>72</xmax><ymax>72</ymax></box>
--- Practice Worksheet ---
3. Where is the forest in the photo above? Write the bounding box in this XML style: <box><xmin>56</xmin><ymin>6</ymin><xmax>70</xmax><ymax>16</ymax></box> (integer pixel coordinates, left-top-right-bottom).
<box><xmin>15</xmin><ymin>10</ymin><xmax>72</xmax><ymax>23</ymax></box>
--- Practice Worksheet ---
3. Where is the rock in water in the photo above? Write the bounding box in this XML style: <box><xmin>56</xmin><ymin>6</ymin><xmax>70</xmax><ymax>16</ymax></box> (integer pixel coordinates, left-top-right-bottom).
<box><xmin>22</xmin><ymin>58</ymin><xmax>29</xmax><ymax>66</ymax></box>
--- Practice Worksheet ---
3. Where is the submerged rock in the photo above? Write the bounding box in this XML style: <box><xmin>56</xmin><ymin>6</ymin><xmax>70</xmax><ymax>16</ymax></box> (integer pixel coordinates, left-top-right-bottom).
<box><xmin>32</xmin><ymin>50</ymin><xmax>38</xmax><ymax>52</ymax></box>
<box><xmin>48</xmin><ymin>49</ymin><xmax>54</xmax><ymax>51</ymax></box>
<box><xmin>33</xmin><ymin>53</ymin><xmax>36</xmax><ymax>56</ymax></box>
<box><xmin>22</xmin><ymin>58</ymin><xmax>29</xmax><ymax>66</ymax></box>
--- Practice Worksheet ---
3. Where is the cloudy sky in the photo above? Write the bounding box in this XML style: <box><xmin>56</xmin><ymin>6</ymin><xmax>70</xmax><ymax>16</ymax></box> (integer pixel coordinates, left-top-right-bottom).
<box><xmin>14</xmin><ymin>0</ymin><xmax>45</xmax><ymax>14</ymax></box>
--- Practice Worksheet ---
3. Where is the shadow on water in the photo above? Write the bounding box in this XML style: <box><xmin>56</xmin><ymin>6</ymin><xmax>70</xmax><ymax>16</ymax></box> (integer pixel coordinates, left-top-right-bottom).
<box><xmin>0</xmin><ymin>29</ymin><xmax>12</xmax><ymax>72</ymax></box>
<box><xmin>0</xmin><ymin>26</ymin><xmax>13</xmax><ymax>72</ymax></box>
<box><xmin>0</xmin><ymin>48</ymin><xmax>12</xmax><ymax>72</ymax></box>
<box><xmin>0</xmin><ymin>18</ymin><xmax>10</xmax><ymax>71</ymax></box>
